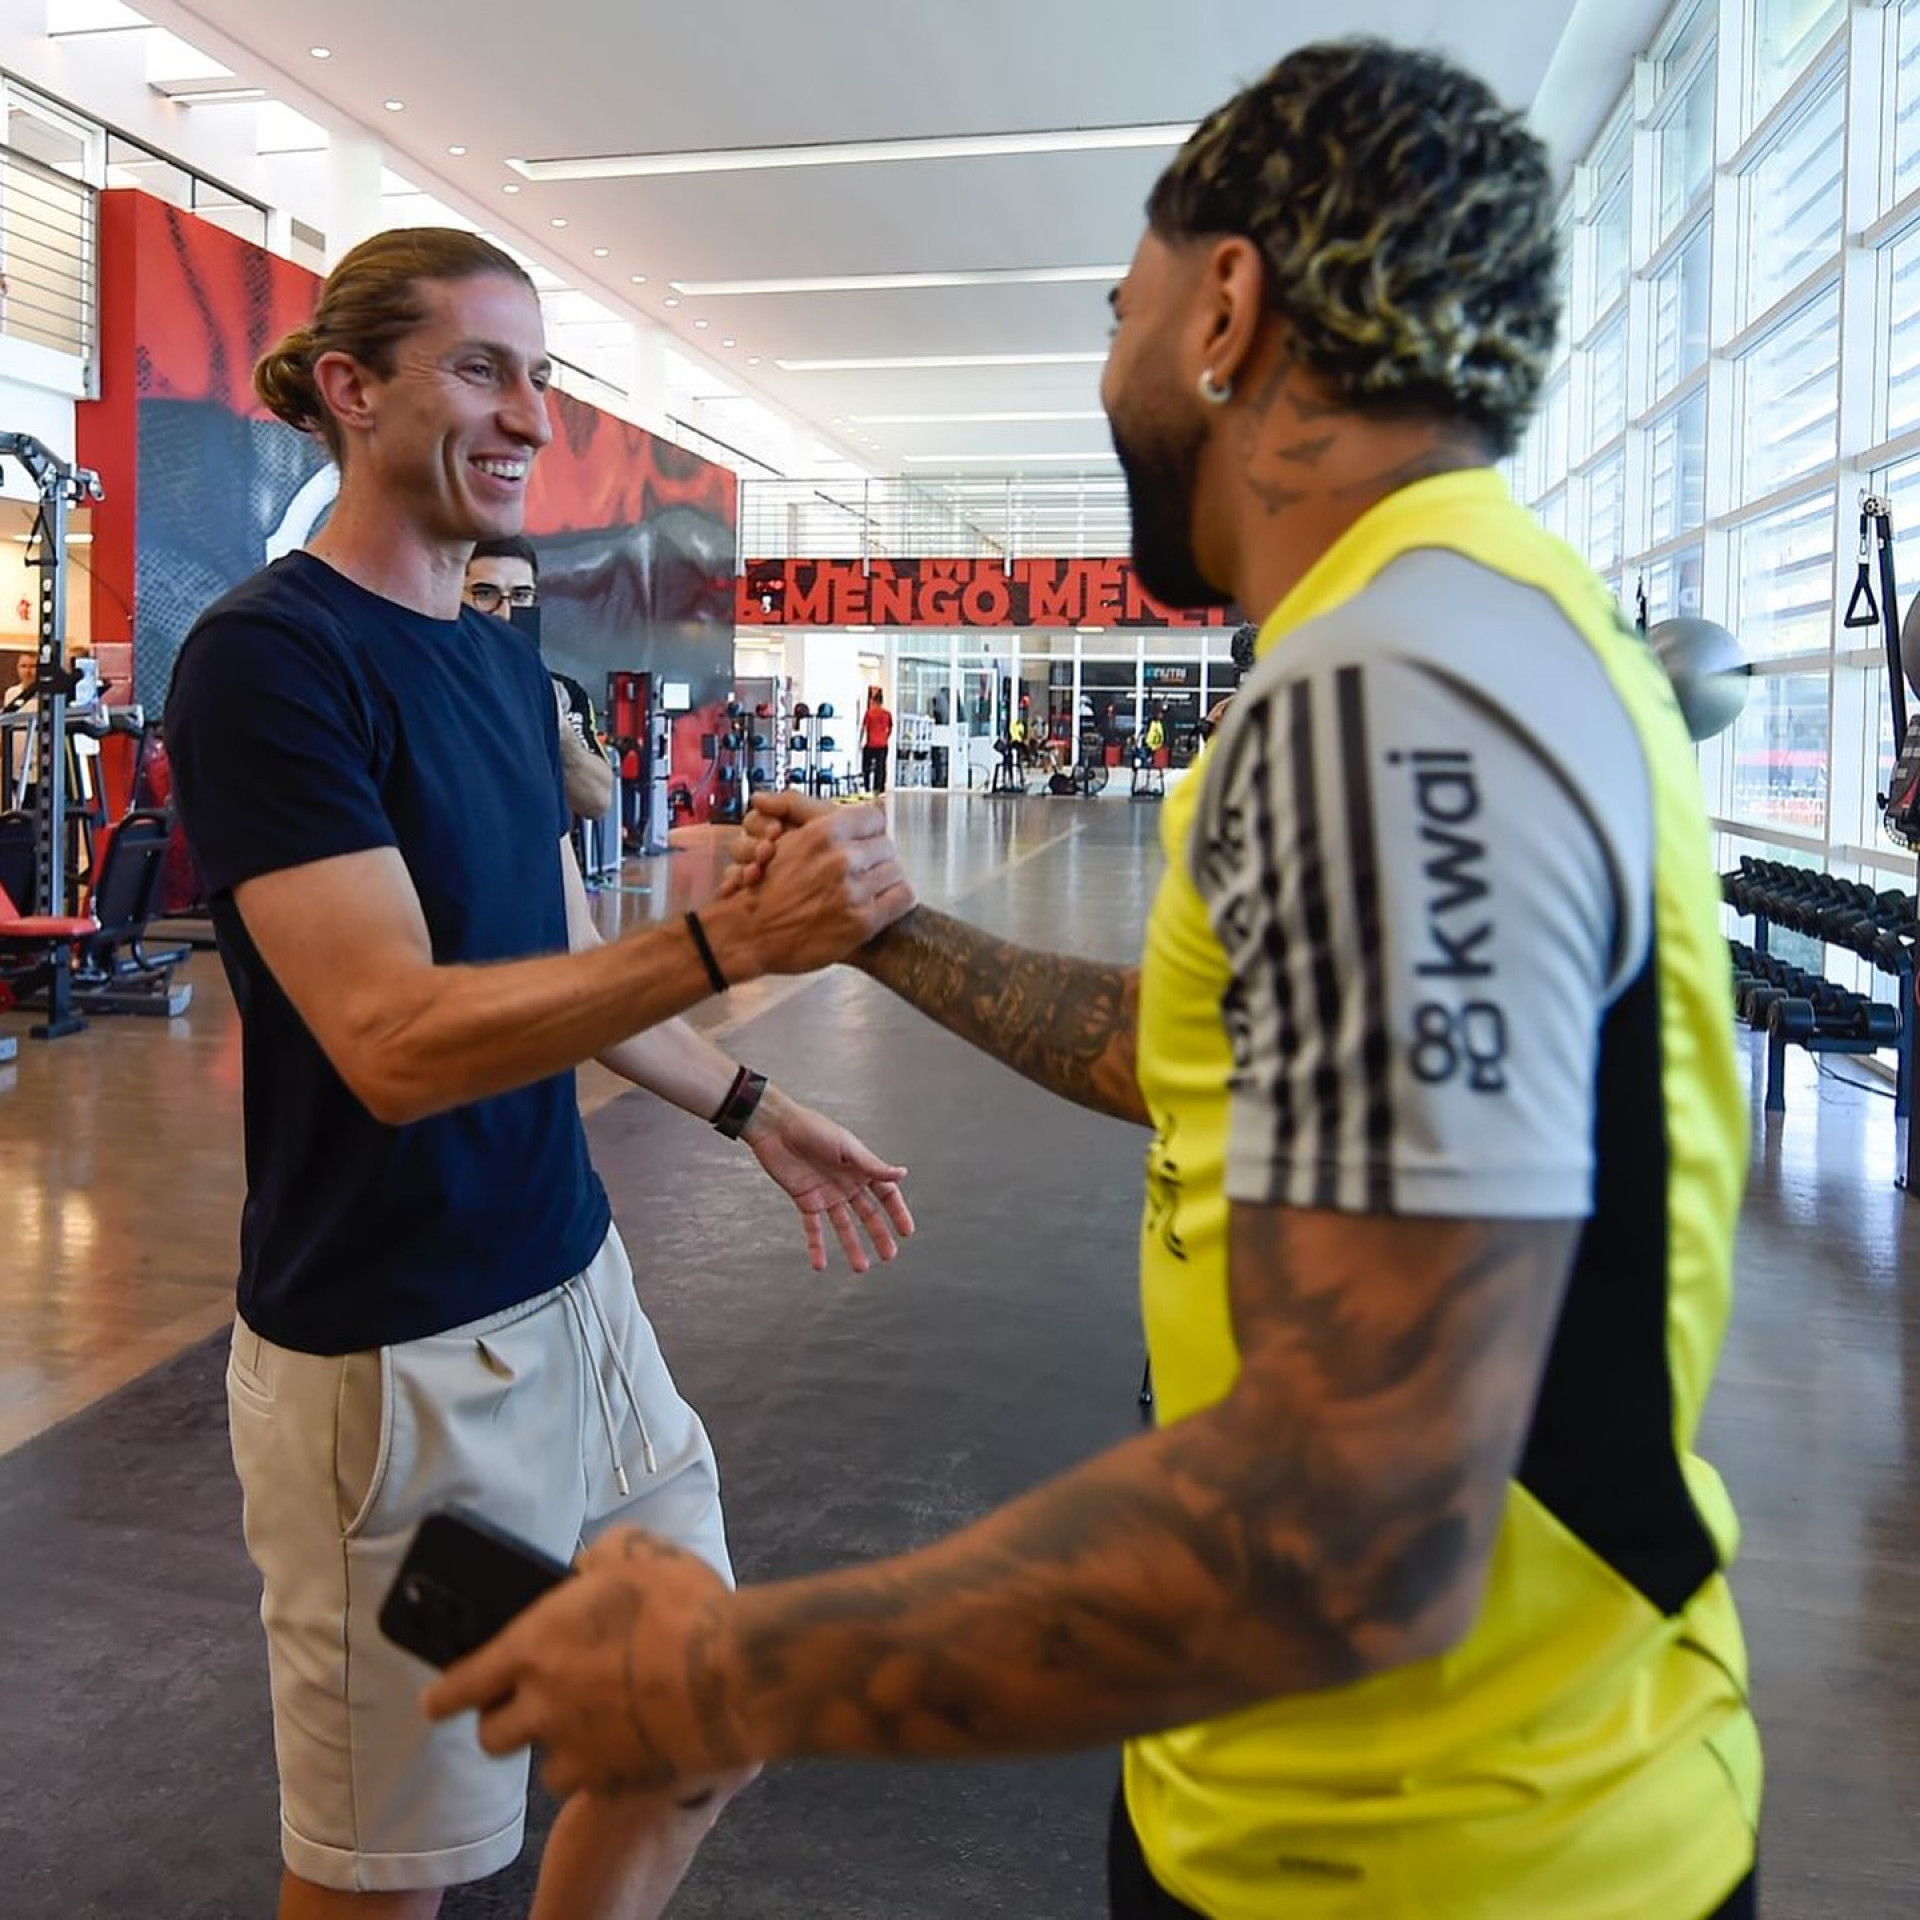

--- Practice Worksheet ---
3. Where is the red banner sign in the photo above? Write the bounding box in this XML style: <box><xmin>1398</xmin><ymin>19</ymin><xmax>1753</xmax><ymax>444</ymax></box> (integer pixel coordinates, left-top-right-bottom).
<box><xmin>737</xmin><ymin>557</ymin><xmax>1232</xmax><ymax>629</ymax></box>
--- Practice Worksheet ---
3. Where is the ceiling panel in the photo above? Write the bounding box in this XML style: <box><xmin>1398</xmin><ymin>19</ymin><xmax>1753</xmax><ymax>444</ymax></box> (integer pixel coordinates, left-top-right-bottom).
<box><xmin>146</xmin><ymin>0</ymin><xmax>1653</xmax><ymax>475</ymax></box>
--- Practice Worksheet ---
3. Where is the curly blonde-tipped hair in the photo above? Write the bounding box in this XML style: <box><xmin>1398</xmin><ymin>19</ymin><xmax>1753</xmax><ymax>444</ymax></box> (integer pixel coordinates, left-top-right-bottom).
<box><xmin>254</xmin><ymin>228</ymin><xmax>535</xmax><ymax>463</ymax></box>
<box><xmin>1148</xmin><ymin>40</ymin><xmax>1560</xmax><ymax>457</ymax></box>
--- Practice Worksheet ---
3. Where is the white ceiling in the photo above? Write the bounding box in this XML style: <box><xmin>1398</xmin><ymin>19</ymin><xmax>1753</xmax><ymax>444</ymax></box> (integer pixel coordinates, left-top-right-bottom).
<box><xmin>136</xmin><ymin>0</ymin><xmax>1659</xmax><ymax>478</ymax></box>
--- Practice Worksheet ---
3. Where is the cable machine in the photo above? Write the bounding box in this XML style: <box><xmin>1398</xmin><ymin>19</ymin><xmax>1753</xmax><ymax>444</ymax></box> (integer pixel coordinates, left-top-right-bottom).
<box><xmin>0</xmin><ymin>434</ymin><xmax>103</xmax><ymax>1038</ymax></box>
<box><xmin>1871</xmin><ymin>495</ymin><xmax>1920</xmax><ymax>1194</ymax></box>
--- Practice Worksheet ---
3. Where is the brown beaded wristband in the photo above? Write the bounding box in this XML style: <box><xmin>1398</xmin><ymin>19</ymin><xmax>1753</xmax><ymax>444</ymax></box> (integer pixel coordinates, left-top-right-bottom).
<box><xmin>711</xmin><ymin>1065</ymin><xmax>769</xmax><ymax>1140</ymax></box>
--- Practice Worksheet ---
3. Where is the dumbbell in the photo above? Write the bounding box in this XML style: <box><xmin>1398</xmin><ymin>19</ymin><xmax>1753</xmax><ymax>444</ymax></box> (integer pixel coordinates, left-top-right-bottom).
<box><xmin>1772</xmin><ymin>995</ymin><xmax>1901</xmax><ymax>1045</ymax></box>
<box><xmin>1816</xmin><ymin>904</ymin><xmax>1877</xmax><ymax>949</ymax></box>
<box><xmin>1859</xmin><ymin>926</ymin><xmax>1916</xmax><ymax>973</ymax></box>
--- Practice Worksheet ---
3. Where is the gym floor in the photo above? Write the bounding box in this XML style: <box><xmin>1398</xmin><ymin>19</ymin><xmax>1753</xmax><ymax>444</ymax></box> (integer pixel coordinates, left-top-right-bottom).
<box><xmin>0</xmin><ymin>793</ymin><xmax>1914</xmax><ymax>1917</ymax></box>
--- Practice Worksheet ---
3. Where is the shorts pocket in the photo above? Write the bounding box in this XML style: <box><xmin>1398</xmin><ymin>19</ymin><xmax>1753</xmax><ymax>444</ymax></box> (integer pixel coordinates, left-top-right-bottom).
<box><xmin>336</xmin><ymin>1347</ymin><xmax>397</xmax><ymax>1541</ymax></box>
<box><xmin>226</xmin><ymin>1322</ymin><xmax>275</xmax><ymax>1417</ymax></box>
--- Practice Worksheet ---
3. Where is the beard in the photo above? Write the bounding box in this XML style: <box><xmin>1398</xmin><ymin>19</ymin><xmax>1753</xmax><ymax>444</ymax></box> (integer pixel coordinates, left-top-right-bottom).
<box><xmin>1110</xmin><ymin>401</ymin><xmax>1233</xmax><ymax>611</ymax></box>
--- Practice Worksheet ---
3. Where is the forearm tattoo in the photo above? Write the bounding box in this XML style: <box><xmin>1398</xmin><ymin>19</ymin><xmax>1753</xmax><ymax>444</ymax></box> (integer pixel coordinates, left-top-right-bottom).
<box><xmin>860</xmin><ymin>907</ymin><xmax>1146</xmax><ymax>1124</ymax></box>
<box><xmin>724</xmin><ymin>1212</ymin><xmax>1573</xmax><ymax>1767</ymax></box>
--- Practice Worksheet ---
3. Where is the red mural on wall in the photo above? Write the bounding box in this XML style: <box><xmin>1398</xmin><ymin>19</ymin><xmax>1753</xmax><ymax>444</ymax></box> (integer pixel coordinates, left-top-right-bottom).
<box><xmin>737</xmin><ymin>556</ymin><xmax>1233</xmax><ymax>630</ymax></box>
<box><xmin>532</xmin><ymin>391</ymin><xmax>734</xmax><ymax>532</ymax></box>
<box><xmin>127</xmin><ymin>197</ymin><xmax>321</xmax><ymax>413</ymax></box>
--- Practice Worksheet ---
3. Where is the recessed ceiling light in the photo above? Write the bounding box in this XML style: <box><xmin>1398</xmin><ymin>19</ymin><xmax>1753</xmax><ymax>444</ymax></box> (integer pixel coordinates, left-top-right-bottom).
<box><xmin>509</xmin><ymin>122</ymin><xmax>1193</xmax><ymax>183</ymax></box>
<box><xmin>592</xmin><ymin>246</ymin><xmax>609</xmax><ymax>257</ymax></box>
<box><xmin>309</xmin><ymin>46</ymin><xmax>331</xmax><ymax>59</ymax></box>
<box><xmin>663</xmin><ymin>296</ymin><xmax>681</xmax><ymax>307</ymax></box>
<box><xmin>693</xmin><ymin>317</ymin><xmax>709</xmax><ymax>328</ymax></box>
<box><xmin>670</xmin><ymin>265</ymin><xmax>1124</xmax><ymax>298</ymax></box>
<box><xmin>629</xmin><ymin>273</ymin><xmax>647</xmax><ymax>284</ymax></box>
<box><xmin>384</xmin><ymin>100</ymin><xmax>405</xmax><ymax>112</ymax></box>
<box><xmin>721</xmin><ymin>337</ymin><xmax>736</xmax><ymax>347</ymax></box>
<box><xmin>777</xmin><ymin>351</ymin><xmax>1106</xmax><ymax>372</ymax></box>
<box><xmin>447</xmin><ymin>144</ymin><xmax>467</xmax><ymax>156</ymax></box>
<box><xmin>549</xmin><ymin>216</ymin><xmax>568</xmax><ymax>228</ymax></box>
<box><xmin>747</xmin><ymin>355</ymin><xmax>761</xmax><ymax>365</ymax></box>
<box><xmin>502</xmin><ymin>183</ymin><xmax>521</xmax><ymax>194</ymax></box>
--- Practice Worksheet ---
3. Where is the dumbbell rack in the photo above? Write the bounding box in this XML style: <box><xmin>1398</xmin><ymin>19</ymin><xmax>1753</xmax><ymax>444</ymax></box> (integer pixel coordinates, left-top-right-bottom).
<box><xmin>1722</xmin><ymin>858</ymin><xmax>1914</xmax><ymax>1128</ymax></box>
<box><xmin>711</xmin><ymin>701</ymin><xmax>751</xmax><ymax>825</ymax></box>
<box><xmin>746</xmin><ymin>701</ymin><xmax>781</xmax><ymax>800</ymax></box>
<box><xmin>789</xmin><ymin>703</ymin><xmax>844</xmax><ymax>796</ymax></box>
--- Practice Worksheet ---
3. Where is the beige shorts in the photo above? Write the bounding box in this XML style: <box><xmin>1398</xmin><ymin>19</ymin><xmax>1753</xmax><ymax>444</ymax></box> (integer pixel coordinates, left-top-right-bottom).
<box><xmin>226</xmin><ymin>1226</ymin><xmax>731</xmax><ymax>1893</ymax></box>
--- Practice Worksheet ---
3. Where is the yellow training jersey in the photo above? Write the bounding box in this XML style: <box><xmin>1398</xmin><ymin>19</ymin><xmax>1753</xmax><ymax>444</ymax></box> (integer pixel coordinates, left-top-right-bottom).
<box><xmin>1126</xmin><ymin>470</ymin><xmax>1758</xmax><ymax>1919</ymax></box>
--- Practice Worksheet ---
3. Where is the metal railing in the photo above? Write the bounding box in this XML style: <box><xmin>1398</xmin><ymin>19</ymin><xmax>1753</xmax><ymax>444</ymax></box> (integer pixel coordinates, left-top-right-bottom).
<box><xmin>0</xmin><ymin>143</ymin><xmax>97</xmax><ymax>378</ymax></box>
<box><xmin>737</xmin><ymin>473</ymin><xmax>1133</xmax><ymax>563</ymax></box>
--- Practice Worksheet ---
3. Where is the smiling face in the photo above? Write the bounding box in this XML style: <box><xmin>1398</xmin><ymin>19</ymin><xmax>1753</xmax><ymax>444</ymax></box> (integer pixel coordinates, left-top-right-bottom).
<box><xmin>344</xmin><ymin>271</ymin><xmax>554</xmax><ymax>548</ymax></box>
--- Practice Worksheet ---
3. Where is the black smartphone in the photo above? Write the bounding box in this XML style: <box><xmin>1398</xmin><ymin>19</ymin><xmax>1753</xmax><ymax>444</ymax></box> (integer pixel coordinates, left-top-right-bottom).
<box><xmin>379</xmin><ymin>1506</ymin><xmax>574</xmax><ymax>1670</ymax></box>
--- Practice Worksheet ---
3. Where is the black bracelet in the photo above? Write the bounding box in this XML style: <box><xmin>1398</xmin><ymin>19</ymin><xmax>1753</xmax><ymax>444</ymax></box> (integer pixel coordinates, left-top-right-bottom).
<box><xmin>684</xmin><ymin>909</ymin><xmax>729</xmax><ymax>996</ymax></box>
<box><xmin>711</xmin><ymin>1065</ymin><xmax>769</xmax><ymax>1140</ymax></box>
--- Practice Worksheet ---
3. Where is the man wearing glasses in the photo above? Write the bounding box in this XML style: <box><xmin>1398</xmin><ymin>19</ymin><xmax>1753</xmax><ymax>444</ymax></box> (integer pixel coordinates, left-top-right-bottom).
<box><xmin>464</xmin><ymin>534</ymin><xmax>613</xmax><ymax>821</ymax></box>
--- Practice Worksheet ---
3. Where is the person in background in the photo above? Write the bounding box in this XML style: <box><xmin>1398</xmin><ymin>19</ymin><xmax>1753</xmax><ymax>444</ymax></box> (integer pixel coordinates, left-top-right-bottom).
<box><xmin>2</xmin><ymin>651</ymin><xmax>35</xmax><ymax>713</ymax></box>
<box><xmin>463</xmin><ymin>534</ymin><xmax>613</xmax><ymax>823</ymax></box>
<box><xmin>860</xmin><ymin>687</ymin><xmax>894</xmax><ymax>795</ymax></box>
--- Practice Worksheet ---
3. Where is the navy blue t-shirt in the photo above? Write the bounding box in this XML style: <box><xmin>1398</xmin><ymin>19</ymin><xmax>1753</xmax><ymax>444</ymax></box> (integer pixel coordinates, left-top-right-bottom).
<box><xmin>165</xmin><ymin>552</ymin><xmax>611</xmax><ymax>1354</ymax></box>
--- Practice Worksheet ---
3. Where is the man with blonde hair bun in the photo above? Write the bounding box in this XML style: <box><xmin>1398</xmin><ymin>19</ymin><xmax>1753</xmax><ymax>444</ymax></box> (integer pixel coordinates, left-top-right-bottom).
<box><xmin>166</xmin><ymin>225</ymin><xmax>917</xmax><ymax>1920</ymax></box>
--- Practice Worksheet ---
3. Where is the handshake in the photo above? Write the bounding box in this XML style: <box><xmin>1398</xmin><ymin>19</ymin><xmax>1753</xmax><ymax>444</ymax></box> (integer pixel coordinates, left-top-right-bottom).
<box><xmin>700</xmin><ymin>791</ymin><xmax>915</xmax><ymax>983</ymax></box>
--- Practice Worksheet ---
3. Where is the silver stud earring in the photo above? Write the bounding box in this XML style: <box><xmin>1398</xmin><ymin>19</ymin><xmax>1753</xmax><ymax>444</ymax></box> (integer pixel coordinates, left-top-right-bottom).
<box><xmin>1199</xmin><ymin>369</ymin><xmax>1234</xmax><ymax>406</ymax></box>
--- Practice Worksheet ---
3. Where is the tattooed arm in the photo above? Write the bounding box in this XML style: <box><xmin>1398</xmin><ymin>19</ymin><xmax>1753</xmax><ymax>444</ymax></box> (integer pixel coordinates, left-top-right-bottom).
<box><xmin>427</xmin><ymin>1205</ymin><xmax>1577</xmax><ymax>1792</ymax></box>
<box><xmin>852</xmin><ymin>905</ymin><xmax>1147</xmax><ymax>1125</ymax></box>
<box><xmin>722</xmin><ymin>797</ymin><xmax>1144</xmax><ymax>1124</ymax></box>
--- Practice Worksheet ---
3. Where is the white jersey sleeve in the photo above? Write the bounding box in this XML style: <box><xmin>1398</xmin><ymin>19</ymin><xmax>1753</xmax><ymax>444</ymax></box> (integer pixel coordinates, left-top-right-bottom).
<box><xmin>1191</xmin><ymin>550</ymin><xmax>1654</xmax><ymax>1220</ymax></box>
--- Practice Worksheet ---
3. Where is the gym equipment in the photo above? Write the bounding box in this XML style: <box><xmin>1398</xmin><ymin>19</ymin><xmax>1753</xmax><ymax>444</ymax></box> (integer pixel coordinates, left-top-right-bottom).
<box><xmin>709</xmin><ymin>700</ymin><xmax>750</xmax><ymax>825</ymax></box>
<box><xmin>1707</xmin><ymin>495</ymin><xmax>1920</xmax><ymax>1192</ymax></box>
<box><xmin>0</xmin><ymin>433</ymin><xmax>106</xmax><ymax>1038</ymax></box>
<box><xmin>792</xmin><ymin>700</ymin><xmax>850</xmax><ymax>796</ymax></box>
<box><xmin>0</xmin><ymin>809</ymin><xmax>192</xmax><ymax>1028</ymax></box>
<box><xmin>1070</xmin><ymin>730</ymin><xmax>1111</xmax><ymax>797</ymax></box>
<box><xmin>606</xmin><ymin>671</ymin><xmax>676</xmax><ymax>859</ymax></box>
<box><xmin>1844</xmin><ymin>494</ymin><xmax>1920</xmax><ymax>1193</ymax></box>
<box><xmin>1648</xmin><ymin>615</ymin><xmax>1751</xmax><ymax>743</ymax></box>
<box><xmin>989</xmin><ymin>734</ymin><xmax>1028</xmax><ymax>796</ymax></box>
<box><xmin>1633</xmin><ymin>576</ymin><xmax>1751</xmax><ymax>746</ymax></box>
<box><xmin>1723</xmin><ymin>875</ymin><xmax>1912</xmax><ymax>1120</ymax></box>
